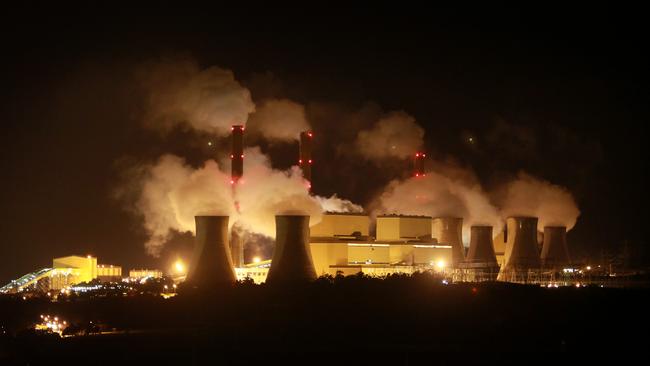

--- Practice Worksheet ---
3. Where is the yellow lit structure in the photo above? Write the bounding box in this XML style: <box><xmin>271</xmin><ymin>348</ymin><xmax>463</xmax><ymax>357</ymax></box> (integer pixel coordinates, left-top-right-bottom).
<box><xmin>97</xmin><ymin>264</ymin><xmax>122</xmax><ymax>282</ymax></box>
<box><xmin>309</xmin><ymin>214</ymin><xmax>452</xmax><ymax>277</ymax></box>
<box><xmin>376</xmin><ymin>215</ymin><xmax>432</xmax><ymax>241</ymax></box>
<box><xmin>311</xmin><ymin>213</ymin><xmax>370</xmax><ymax>237</ymax></box>
<box><xmin>49</xmin><ymin>255</ymin><xmax>98</xmax><ymax>290</ymax></box>
<box><xmin>129</xmin><ymin>269</ymin><xmax>163</xmax><ymax>280</ymax></box>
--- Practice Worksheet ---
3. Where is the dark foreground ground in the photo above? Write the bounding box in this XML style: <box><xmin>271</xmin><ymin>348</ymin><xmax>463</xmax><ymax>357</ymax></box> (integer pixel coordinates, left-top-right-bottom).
<box><xmin>1</xmin><ymin>273</ymin><xmax>649</xmax><ymax>365</ymax></box>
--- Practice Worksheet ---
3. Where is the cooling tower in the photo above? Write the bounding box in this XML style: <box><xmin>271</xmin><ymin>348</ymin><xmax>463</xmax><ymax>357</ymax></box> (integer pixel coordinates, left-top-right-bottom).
<box><xmin>231</xmin><ymin>125</ymin><xmax>244</xmax><ymax>183</ymax></box>
<box><xmin>541</xmin><ymin>226</ymin><xmax>570</xmax><ymax>269</ymax></box>
<box><xmin>414</xmin><ymin>152</ymin><xmax>425</xmax><ymax>177</ymax></box>
<box><xmin>432</xmin><ymin>217</ymin><xmax>465</xmax><ymax>266</ymax></box>
<box><xmin>461</xmin><ymin>226</ymin><xmax>499</xmax><ymax>281</ymax></box>
<box><xmin>465</xmin><ymin>226</ymin><xmax>498</xmax><ymax>267</ymax></box>
<box><xmin>498</xmin><ymin>217</ymin><xmax>541</xmax><ymax>281</ymax></box>
<box><xmin>299</xmin><ymin>131</ymin><xmax>313</xmax><ymax>186</ymax></box>
<box><xmin>186</xmin><ymin>216</ymin><xmax>236</xmax><ymax>287</ymax></box>
<box><xmin>266</xmin><ymin>215</ymin><xmax>317</xmax><ymax>284</ymax></box>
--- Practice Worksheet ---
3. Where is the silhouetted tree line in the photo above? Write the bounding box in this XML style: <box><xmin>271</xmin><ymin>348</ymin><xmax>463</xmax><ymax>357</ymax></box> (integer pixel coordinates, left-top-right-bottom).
<box><xmin>1</xmin><ymin>271</ymin><xmax>649</xmax><ymax>363</ymax></box>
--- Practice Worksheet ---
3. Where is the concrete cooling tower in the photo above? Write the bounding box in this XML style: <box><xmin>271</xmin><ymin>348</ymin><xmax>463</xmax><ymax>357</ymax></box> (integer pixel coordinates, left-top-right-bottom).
<box><xmin>541</xmin><ymin>226</ymin><xmax>570</xmax><ymax>269</ymax></box>
<box><xmin>432</xmin><ymin>217</ymin><xmax>465</xmax><ymax>267</ymax></box>
<box><xmin>266</xmin><ymin>215</ymin><xmax>317</xmax><ymax>284</ymax></box>
<box><xmin>185</xmin><ymin>216</ymin><xmax>237</xmax><ymax>287</ymax></box>
<box><xmin>497</xmin><ymin>217</ymin><xmax>541</xmax><ymax>282</ymax></box>
<box><xmin>461</xmin><ymin>226</ymin><xmax>499</xmax><ymax>281</ymax></box>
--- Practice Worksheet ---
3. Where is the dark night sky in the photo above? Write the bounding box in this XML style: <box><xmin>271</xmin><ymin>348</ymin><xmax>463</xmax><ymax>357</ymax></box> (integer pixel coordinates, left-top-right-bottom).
<box><xmin>0</xmin><ymin>5</ymin><xmax>647</xmax><ymax>284</ymax></box>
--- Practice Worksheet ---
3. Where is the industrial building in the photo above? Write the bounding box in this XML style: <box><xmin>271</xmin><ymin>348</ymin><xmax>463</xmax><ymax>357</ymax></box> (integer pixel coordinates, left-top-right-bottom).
<box><xmin>129</xmin><ymin>269</ymin><xmax>164</xmax><ymax>280</ymax></box>
<box><xmin>1</xmin><ymin>254</ymin><xmax>160</xmax><ymax>294</ymax></box>
<box><xmin>310</xmin><ymin>213</ymin><xmax>452</xmax><ymax>277</ymax></box>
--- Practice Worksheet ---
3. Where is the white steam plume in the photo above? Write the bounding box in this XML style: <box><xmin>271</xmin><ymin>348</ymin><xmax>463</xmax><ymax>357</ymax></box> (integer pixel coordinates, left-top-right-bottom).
<box><xmin>375</xmin><ymin>169</ymin><xmax>502</xmax><ymax>245</ymax></box>
<box><xmin>355</xmin><ymin>111</ymin><xmax>424</xmax><ymax>161</ymax></box>
<box><xmin>495</xmin><ymin>172</ymin><xmax>580</xmax><ymax>230</ymax></box>
<box><xmin>131</xmin><ymin>148</ymin><xmax>331</xmax><ymax>255</ymax></box>
<box><xmin>315</xmin><ymin>194</ymin><xmax>364</xmax><ymax>213</ymax></box>
<box><xmin>233</xmin><ymin>147</ymin><xmax>323</xmax><ymax>237</ymax></box>
<box><xmin>135</xmin><ymin>155</ymin><xmax>234</xmax><ymax>256</ymax></box>
<box><xmin>246</xmin><ymin>99</ymin><xmax>311</xmax><ymax>141</ymax></box>
<box><xmin>138</xmin><ymin>58</ymin><xmax>255</xmax><ymax>136</ymax></box>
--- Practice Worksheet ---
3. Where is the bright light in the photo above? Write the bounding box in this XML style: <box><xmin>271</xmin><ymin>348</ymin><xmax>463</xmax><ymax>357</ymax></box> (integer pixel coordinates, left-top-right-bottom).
<box><xmin>208</xmin><ymin>141</ymin><xmax>212</xmax><ymax>146</ymax></box>
<box><xmin>586</xmin><ymin>266</ymin><xmax>592</xmax><ymax>270</ymax></box>
<box><xmin>436</xmin><ymin>260</ymin><xmax>446</xmax><ymax>269</ymax></box>
<box><xmin>253</xmin><ymin>257</ymin><xmax>261</xmax><ymax>264</ymax></box>
<box><xmin>174</xmin><ymin>260</ymin><xmax>186</xmax><ymax>274</ymax></box>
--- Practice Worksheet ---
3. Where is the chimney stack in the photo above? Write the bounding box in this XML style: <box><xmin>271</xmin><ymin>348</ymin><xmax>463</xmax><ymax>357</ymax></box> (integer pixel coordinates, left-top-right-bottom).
<box><xmin>299</xmin><ymin>131</ymin><xmax>313</xmax><ymax>189</ymax></box>
<box><xmin>541</xmin><ymin>226</ymin><xmax>570</xmax><ymax>269</ymax></box>
<box><xmin>432</xmin><ymin>217</ymin><xmax>465</xmax><ymax>267</ymax></box>
<box><xmin>231</xmin><ymin>125</ymin><xmax>244</xmax><ymax>185</ymax></box>
<box><xmin>266</xmin><ymin>215</ymin><xmax>317</xmax><ymax>284</ymax></box>
<box><xmin>414</xmin><ymin>152</ymin><xmax>425</xmax><ymax>178</ymax></box>
<box><xmin>498</xmin><ymin>217</ymin><xmax>541</xmax><ymax>282</ymax></box>
<box><xmin>186</xmin><ymin>216</ymin><xmax>236</xmax><ymax>287</ymax></box>
<box><xmin>230</xmin><ymin>125</ymin><xmax>244</xmax><ymax>267</ymax></box>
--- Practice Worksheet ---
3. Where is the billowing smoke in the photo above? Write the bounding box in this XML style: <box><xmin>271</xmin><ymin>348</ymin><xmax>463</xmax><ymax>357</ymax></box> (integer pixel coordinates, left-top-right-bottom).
<box><xmin>355</xmin><ymin>111</ymin><xmax>424</xmax><ymax>162</ymax></box>
<box><xmin>374</xmin><ymin>166</ymin><xmax>502</xmax><ymax>244</ymax></box>
<box><xmin>134</xmin><ymin>155</ymin><xmax>234</xmax><ymax>256</ymax></box>
<box><xmin>232</xmin><ymin>147</ymin><xmax>323</xmax><ymax>237</ymax></box>
<box><xmin>315</xmin><ymin>194</ymin><xmax>364</xmax><ymax>213</ymax></box>
<box><xmin>494</xmin><ymin>172</ymin><xmax>580</xmax><ymax>230</ymax></box>
<box><xmin>126</xmin><ymin>147</ymin><xmax>364</xmax><ymax>255</ymax></box>
<box><xmin>137</xmin><ymin>57</ymin><xmax>255</xmax><ymax>136</ymax></box>
<box><xmin>246</xmin><ymin>99</ymin><xmax>311</xmax><ymax>141</ymax></box>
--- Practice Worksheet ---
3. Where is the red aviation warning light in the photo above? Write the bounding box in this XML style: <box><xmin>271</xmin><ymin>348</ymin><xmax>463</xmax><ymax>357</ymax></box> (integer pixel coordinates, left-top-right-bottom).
<box><xmin>414</xmin><ymin>151</ymin><xmax>425</xmax><ymax>178</ymax></box>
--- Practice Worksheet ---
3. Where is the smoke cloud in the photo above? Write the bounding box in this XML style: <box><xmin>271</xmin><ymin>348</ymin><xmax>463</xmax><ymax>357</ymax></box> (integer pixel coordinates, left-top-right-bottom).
<box><xmin>355</xmin><ymin>111</ymin><xmax>424</xmax><ymax>162</ymax></box>
<box><xmin>125</xmin><ymin>147</ymin><xmax>368</xmax><ymax>255</ymax></box>
<box><xmin>134</xmin><ymin>155</ymin><xmax>234</xmax><ymax>256</ymax></box>
<box><xmin>315</xmin><ymin>194</ymin><xmax>364</xmax><ymax>213</ymax></box>
<box><xmin>137</xmin><ymin>58</ymin><xmax>255</xmax><ymax>136</ymax></box>
<box><xmin>374</xmin><ymin>165</ymin><xmax>502</xmax><ymax>244</ymax></box>
<box><xmin>246</xmin><ymin>99</ymin><xmax>311</xmax><ymax>141</ymax></box>
<box><xmin>495</xmin><ymin>172</ymin><xmax>580</xmax><ymax>230</ymax></box>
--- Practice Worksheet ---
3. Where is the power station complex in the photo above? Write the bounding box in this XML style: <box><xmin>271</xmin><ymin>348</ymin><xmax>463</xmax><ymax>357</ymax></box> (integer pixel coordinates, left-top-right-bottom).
<box><xmin>1</xmin><ymin>127</ymin><xmax>573</xmax><ymax>293</ymax></box>
<box><xmin>182</xmin><ymin>126</ymin><xmax>573</xmax><ymax>288</ymax></box>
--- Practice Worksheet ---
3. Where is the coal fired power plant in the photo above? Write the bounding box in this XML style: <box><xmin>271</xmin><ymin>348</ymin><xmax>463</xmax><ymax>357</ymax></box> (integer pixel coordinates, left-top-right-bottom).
<box><xmin>159</xmin><ymin>128</ymin><xmax>580</xmax><ymax>290</ymax></box>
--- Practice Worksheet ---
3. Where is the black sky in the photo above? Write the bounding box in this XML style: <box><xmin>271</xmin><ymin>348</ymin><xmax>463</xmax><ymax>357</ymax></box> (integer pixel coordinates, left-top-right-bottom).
<box><xmin>1</xmin><ymin>5</ymin><xmax>647</xmax><ymax>283</ymax></box>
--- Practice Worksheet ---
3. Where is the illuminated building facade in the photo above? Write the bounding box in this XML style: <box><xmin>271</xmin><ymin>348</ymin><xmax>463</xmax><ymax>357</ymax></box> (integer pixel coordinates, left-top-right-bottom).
<box><xmin>97</xmin><ymin>264</ymin><xmax>122</xmax><ymax>282</ymax></box>
<box><xmin>129</xmin><ymin>269</ymin><xmax>163</xmax><ymax>280</ymax></box>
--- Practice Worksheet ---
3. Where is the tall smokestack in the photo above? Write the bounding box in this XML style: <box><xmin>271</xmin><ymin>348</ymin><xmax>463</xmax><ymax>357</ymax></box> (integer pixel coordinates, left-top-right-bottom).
<box><xmin>541</xmin><ymin>226</ymin><xmax>570</xmax><ymax>269</ymax></box>
<box><xmin>432</xmin><ymin>217</ymin><xmax>465</xmax><ymax>266</ymax></box>
<box><xmin>230</xmin><ymin>125</ymin><xmax>244</xmax><ymax>267</ymax></box>
<box><xmin>186</xmin><ymin>216</ymin><xmax>236</xmax><ymax>287</ymax></box>
<box><xmin>299</xmin><ymin>131</ymin><xmax>313</xmax><ymax>189</ymax></box>
<box><xmin>231</xmin><ymin>125</ymin><xmax>244</xmax><ymax>184</ymax></box>
<box><xmin>266</xmin><ymin>215</ymin><xmax>317</xmax><ymax>284</ymax></box>
<box><xmin>413</xmin><ymin>152</ymin><xmax>425</xmax><ymax>178</ymax></box>
<box><xmin>498</xmin><ymin>217</ymin><xmax>541</xmax><ymax>282</ymax></box>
